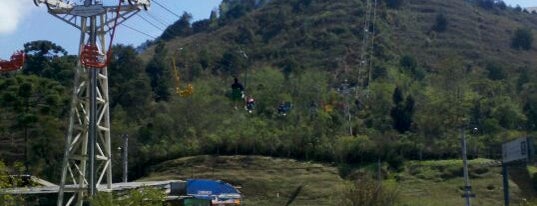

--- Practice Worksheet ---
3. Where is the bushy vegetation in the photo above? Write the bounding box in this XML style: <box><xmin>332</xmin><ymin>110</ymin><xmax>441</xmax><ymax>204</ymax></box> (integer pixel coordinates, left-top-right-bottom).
<box><xmin>432</xmin><ymin>13</ymin><xmax>448</xmax><ymax>32</ymax></box>
<box><xmin>512</xmin><ymin>27</ymin><xmax>533</xmax><ymax>50</ymax></box>
<box><xmin>0</xmin><ymin>161</ymin><xmax>25</xmax><ymax>205</ymax></box>
<box><xmin>338</xmin><ymin>176</ymin><xmax>400</xmax><ymax>206</ymax></box>
<box><xmin>91</xmin><ymin>188</ymin><xmax>165</xmax><ymax>206</ymax></box>
<box><xmin>385</xmin><ymin>0</ymin><xmax>404</xmax><ymax>9</ymax></box>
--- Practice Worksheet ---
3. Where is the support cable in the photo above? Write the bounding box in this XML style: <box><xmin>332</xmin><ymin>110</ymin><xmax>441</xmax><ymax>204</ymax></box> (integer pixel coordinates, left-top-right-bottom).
<box><xmin>122</xmin><ymin>23</ymin><xmax>158</xmax><ymax>39</ymax></box>
<box><xmin>153</xmin><ymin>0</ymin><xmax>181</xmax><ymax>19</ymax></box>
<box><xmin>143</xmin><ymin>12</ymin><xmax>170</xmax><ymax>27</ymax></box>
<box><xmin>359</xmin><ymin>0</ymin><xmax>372</xmax><ymax>89</ymax></box>
<box><xmin>367</xmin><ymin>0</ymin><xmax>378</xmax><ymax>87</ymax></box>
<box><xmin>138</xmin><ymin>14</ymin><xmax>165</xmax><ymax>31</ymax></box>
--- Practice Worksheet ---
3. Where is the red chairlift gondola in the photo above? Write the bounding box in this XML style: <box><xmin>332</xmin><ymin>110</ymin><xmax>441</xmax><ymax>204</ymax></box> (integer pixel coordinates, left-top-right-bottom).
<box><xmin>80</xmin><ymin>0</ymin><xmax>123</xmax><ymax>69</ymax></box>
<box><xmin>80</xmin><ymin>44</ymin><xmax>107</xmax><ymax>68</ymax></box>
<box><xmin>0</xmin><ymin>51</ymin><xmax>26</xmax><ymax>72</ymax></box>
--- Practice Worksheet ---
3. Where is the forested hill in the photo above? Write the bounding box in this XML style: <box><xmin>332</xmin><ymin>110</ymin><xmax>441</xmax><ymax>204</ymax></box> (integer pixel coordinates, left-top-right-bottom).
<box><xmin>134</xmin><ymin>0</ymin><xmax>537</xmax><ymax>170</ymax></box>
<box><xmin>2</xmin><ymin>0</ymin><xmax>537</xmax><ymax>183</ymax></box>
<box><xmin>145</xmin><ymin>0</ymin><xmax>537</xmax><ymax>76</ymax></box>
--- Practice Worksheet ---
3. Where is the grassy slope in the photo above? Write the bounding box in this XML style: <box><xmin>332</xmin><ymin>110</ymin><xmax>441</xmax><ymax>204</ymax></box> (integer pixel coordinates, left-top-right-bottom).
<box><xmin>396</xmin><ymin>0</ymin><xmax>537</xmax><ymax>69</ymax></box>
<box><xmin>397</xmin><ymin>159</ymin><xmax>525</xmax><ymax>206</ymax></box>
<box><xmin>140</xmin><ymin>155</ymin><xmax>345</xmax><ymax>205</ymax></box>
<box><xmin>140</xmin><ymin>156</ymin><xmax>531</xmax><ymax>206</ymax></box>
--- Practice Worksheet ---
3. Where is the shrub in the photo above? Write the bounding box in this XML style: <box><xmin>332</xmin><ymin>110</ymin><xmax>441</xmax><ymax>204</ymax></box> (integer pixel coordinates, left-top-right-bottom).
<box><xmin>512</xmin><ymin>27</ymin><xmax>533</xmax><ymax>50</ymax></box>
<box><xmin>514</xmin><ymin>5</ymin><xmax>522</xmax><ymax>12</ymax></box>
<box><xmin>496</xmin><ymin>1</ymin><xmax>507</xmax><ymax>10</ymax></box>
<box><xmin>485</xmin><ymin>62</ymin><xmax>506</xmax><ymax>80</ymax></box>
<box><xmin>338</xmin><ymin>176</ymin><xmax>400</xmax><ymax>206</ymax></box>
<box><xmin>385</xmin><ymin>0</ymin><xmax>404</xmax><ymax>9</ymax></box>
<box><xmin>0</xmin><ymin>161</ymin><xmax>25</xmax><ymax>205</ymax></box>
<box><xmin>432</xmin><ymin>13</ymin><xmax>448</xmax><ymax>32</ymax></box>
<box><xmin>532</xmin><ymin>172</ymin><xmax>537</xmax><ymax>191</ymax></box>
<box><xmin>91</xmin><ymin>188</ymin><xmax>166</xmax><ymax>206</ymax></box>
<box><xmin>476</xmin><ymin>0</ymin><xmax>495</xmax><ymax>10</ymax></box>
<box><xmin>399</xmin><ymin>55</ymin><xmax>417</xmax><ymax>71</ymax></box>
<box><xmin>372</xmin><ymin>66</ymin><xmax>388</xmax><ymax>80</ymax></box>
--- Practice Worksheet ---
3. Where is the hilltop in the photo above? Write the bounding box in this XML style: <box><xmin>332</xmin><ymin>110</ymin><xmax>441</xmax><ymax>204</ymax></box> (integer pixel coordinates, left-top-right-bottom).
<box><xmin>146</xmin><ymin>0</ymin><xmax>537</xmax><ymax>75</ymax></box>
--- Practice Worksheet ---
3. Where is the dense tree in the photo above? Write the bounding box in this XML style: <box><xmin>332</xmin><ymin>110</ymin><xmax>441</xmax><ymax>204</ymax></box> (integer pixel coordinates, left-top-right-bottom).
<box><xmin>476</xmin><ymin>0</ymin><xmax>495</xmax><ymax>10</ymax></box>
<box><xmin>399</xmin><ymin>55</ymin><xmax>423</xmax><ymax>79</ymax></box>
<box><xmin>209</xmin><ymin>9</ymin><xmax>218</xmax><ymax>28</ymax></box>
<box><xmin>0</xmin><ymin>75</ymin><xmax>66</xmax><ymax>178</ymax></box>
<box><xmin>385</xmin><ymin>0</ymin><xmax>404</xmax><ymax>9</ymax></box>
<box><xmin>432</xmin><ymin>13</ymin><xmax>448</xmax><ymax>32</ymax></box>
<box><xmin>524</xmin><ymin>100</ymin><xmax>537</xmax><ymax>131</ymax></box>
<box><xmin>23</xmin><ymin>40</ymin><xmax>74</xmax><ymax>85</ymax></box>
<box><xmin>399</xmin><ymin>55</ymin><xmax>417</xmax><ymax>71</ymax></box>
<box><xmin>192</xmin><ymin>19</ymin><xmax>211</xmax><ymax>33</ymax></box>
<box><xmin>512</xmin><ymin>27</ymin><xmax>533</xmax><ymax>50</ymax></box>
<box><xmin>219</xmin><ymin>0</ymin><xmax>258</xmax><ymax>22</ymax></box>
<box><xmin>391</xmin><ymin>87</ymin><xmax>415</xmax><ymax>133</ymax></box>
<box><xmin>496</xmin><ymin>1</ymin><xmax>507</xmax><ymax>10</ymax></box>
<box><xmin>485</xmin><ymin>62</ymin><xmax>506</xmax><ymax>80</ymax></box>
<box><xmin>145</xmin><ymin>42</ymin><xmax>172</xmax><ymax>102</ymax></box>
<box><xmin>160</xmin><ymin>12</ymin><xmax>193</xmax><ymax>41</ymax></box>
<box><xmin>216</xmin><ymin>49</ymin><xmax>248</xmax><ymax>75</ymax></box>
<box><xmin>514</xmin><ymin>5</ymin><xmax>522</xmax><ymax>12</ymax></box>
<box><xmin>109</xmin><ymin>45</ymin><xmax>152</xmax><ymax>118</ymax></box>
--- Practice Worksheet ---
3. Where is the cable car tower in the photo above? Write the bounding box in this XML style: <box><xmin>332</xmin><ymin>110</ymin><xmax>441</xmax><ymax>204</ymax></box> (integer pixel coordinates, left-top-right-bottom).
<box><xmin>34</xmin><ymin>0</ymin><xmax>151</xmax><ymax>205</ymax></box>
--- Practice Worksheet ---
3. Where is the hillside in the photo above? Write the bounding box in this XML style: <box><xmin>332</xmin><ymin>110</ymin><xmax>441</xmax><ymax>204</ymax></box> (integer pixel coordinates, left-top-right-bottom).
<box><xmin>113</xmin><ymin>0</ymin><xmax>537</xmax><ymax>182</ymax></box>
<box><xmin>146</xmin><ymin>0</ymin><xmax>537</xmax><ymax>75</ymax></box>
<box><xmin>3</xmin><ymin>0</ymin><xmax>537</xmax><ymax>201</ymax></box>
<box><xmin>140</xmin><ymin>155</ymin><xmax>346</xmax><ymax>205</ymax></box>
<box><xmin>141</xmin><ymin>155</ymin><xmax>530</xmax><ymax>205</ymax></box>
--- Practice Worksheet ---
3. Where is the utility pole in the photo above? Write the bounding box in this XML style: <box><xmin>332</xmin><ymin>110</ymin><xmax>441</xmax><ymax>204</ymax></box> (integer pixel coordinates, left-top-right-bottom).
<box><xmin>502</xmin><ymin>163</ymin><xmax>509</xmax><ymax>206</ymax></box>
<box><xmin>122</xmin><ymin>134</ymin><xmax>129</xmax><ymax>183</ymax></box>
<box><xmin>377</xmin><ymin>157</ymin><xmax>382</xmax><ymax>184</ymax></box>
<box><xmin>34</xmin><ymin>1</ymin><xmax>150</xmax><ymax>205</ymax></box>
<box><xmin>461</xmin><ymin>128</ymin><xmax>474</xmax><ymax>206</ymax></box>
<box><xmin>339</xmin><ymin>79</ymin><xmax>353</xmax><ymax>136</ymax></box>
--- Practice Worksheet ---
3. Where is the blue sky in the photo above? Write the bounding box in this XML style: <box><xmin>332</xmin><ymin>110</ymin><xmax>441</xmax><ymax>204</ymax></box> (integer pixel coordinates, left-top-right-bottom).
<box><xmin>0</xmin><ymin>0</ymin><xmax>222</xmax><ymax>58</ymax></box>
<box><xmin>0</xmin><ymin>0</ymin><xmax>535</xmax><ymax>58</ymax></box>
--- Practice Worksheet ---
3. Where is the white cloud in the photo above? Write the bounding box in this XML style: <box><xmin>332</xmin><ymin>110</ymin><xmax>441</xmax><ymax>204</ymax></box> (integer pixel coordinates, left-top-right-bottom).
<box><xmin>0</xmin><ymin>0</ymin><xmax>32</xmax><ymax>34</ymax></box>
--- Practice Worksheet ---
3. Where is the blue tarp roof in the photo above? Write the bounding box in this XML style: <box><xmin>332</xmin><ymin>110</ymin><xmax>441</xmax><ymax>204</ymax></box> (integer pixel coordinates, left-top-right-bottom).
<box><xmin>186</xmin><ymin>179</ymin><xmax>240</xmax><ymax>200</ymax></box>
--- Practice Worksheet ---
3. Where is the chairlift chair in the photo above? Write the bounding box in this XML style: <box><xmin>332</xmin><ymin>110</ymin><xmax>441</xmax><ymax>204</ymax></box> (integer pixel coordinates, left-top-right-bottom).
<box><xmin>0</xmin><ymin>51</ymin><xmax>26</xmax><ymax>72</ymax></box>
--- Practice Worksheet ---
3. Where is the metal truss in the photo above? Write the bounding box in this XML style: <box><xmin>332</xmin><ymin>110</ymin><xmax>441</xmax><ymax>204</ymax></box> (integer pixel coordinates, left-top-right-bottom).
<box><xmin>34</xmin><ymin>1</ymin><xmax>150</xmax><ymax>205</ymax></box>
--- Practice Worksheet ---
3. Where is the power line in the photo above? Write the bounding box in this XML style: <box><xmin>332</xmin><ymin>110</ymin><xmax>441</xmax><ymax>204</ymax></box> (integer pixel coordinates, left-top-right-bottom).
<box><xmin>122</xmin><ymin>23</ymin><xmax>158</xmax><ymax>39</ymax></box>
<box><xmin>138</xmin><ymin>14</ymin><xmax>165</xmax><ymax>31</ymax></box>
<box><xmin>144</xmin><ymin>12</ymin><xmax>170</xmax><ymax>27</ymax></box>
<box><xmin>367</xmin><ymin>0</ymin><xmax>378</xmax><ymax>86</ymax></box>
<box><xmin>153</xmin><ymin>0</ymin><xmax>182</xmax><ymax>19</ymax></box>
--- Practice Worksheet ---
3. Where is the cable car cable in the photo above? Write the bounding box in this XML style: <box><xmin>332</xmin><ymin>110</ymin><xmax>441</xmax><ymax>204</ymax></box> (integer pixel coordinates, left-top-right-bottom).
<box><xmin>153</xmin><ymin>0</ymin><xmax>182</xmax><ymax>19</ymax></box>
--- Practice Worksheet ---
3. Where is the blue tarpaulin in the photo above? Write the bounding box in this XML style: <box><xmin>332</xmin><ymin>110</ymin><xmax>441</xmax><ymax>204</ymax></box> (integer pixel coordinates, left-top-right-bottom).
<box><xmin>186</xmin><ymin>179</ymin><xmax>241</xmax><ymax>200</ymax></box>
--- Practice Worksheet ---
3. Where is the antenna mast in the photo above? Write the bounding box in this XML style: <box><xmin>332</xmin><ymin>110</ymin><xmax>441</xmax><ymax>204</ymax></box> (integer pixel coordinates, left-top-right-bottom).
<box><xmin>34</xmin><ymin>0</ymin><xmax>151</xmax><ymax>205</ymax></box>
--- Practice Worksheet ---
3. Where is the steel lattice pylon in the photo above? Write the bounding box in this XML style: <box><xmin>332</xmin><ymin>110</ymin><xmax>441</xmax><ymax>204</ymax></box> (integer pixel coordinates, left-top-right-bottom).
<box><xmin>34</xmin><ymin>1</ymin><xmax>150</xmax><ymax>205</ymax></box>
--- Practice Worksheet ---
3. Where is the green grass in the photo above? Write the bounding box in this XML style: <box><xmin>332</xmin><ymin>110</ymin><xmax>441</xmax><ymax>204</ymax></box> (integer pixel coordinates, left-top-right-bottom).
<box><xmin>140</xmin><ymin>156</ymin><xmax>533</xmax><ymax>206</ymax></box>
<box><xmin>399</xmin><ymin>159</ymin><xmax>528</xmax><ymax>206</ymax></box>
<box><xmin>140</xmin><ymin>155</ymin><xmax>345</xmax><ymax>206</ymax></box>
